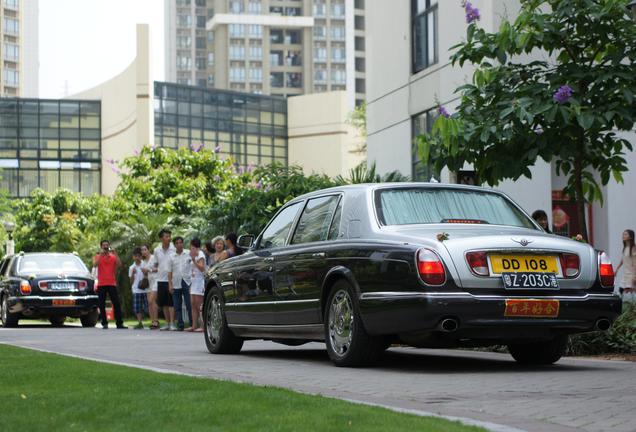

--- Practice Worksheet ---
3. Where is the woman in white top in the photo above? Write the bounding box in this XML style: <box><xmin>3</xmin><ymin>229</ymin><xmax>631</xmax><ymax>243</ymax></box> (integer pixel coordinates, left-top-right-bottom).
<box><xmin>141</xmin><ymin>244</ymin><xmax>160</xmax><ymax>329</ymax></box>
<box><xmin>186</xmin><ymin>237</ymin><xmax>206</xmax><ymax>332</ymax></box>
<box><xmin>614</xmin><ymin>230</ymin><xmax>636</xmax><ymax>300</ymax></box>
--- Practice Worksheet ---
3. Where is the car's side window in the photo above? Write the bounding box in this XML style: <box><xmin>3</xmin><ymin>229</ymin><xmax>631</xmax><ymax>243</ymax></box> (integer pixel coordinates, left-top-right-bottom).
<box><xmin>0</xmin><ymin>258</ymin><xmax>11</xmax><ymax>277</ymax></box>
<box><xmin>328</xmin><ymin>198</ymin><xmax>343</xmax><ymax>240</ymax></box>
<box><xmin>257</xmin><ymin>202</ymin><xmax>303</xmax><ymax>250</ymax></box>
<box><xmin>292</xmin><ymin>195</ymin><xmax>340</xmax><ymax>244</ymax></box>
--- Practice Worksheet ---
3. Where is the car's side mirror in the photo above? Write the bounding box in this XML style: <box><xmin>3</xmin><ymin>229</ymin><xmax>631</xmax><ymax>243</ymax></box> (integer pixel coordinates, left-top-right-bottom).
<box><xmin>237</xmin><ymin>234</ymin><xmax>255</xmax><ymax>250</ymax></box>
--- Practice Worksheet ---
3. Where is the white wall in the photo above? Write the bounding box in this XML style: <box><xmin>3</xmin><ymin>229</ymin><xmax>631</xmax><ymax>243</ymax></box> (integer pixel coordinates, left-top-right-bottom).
<box><xmin>22</xmin><ymin>0</ymin><xmax>39</xmax><ymax>98</ymax></box>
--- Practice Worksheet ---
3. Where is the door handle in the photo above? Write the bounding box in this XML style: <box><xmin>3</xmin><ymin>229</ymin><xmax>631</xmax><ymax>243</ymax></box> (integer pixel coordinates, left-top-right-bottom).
<box><xmin>264</xmin><ymin>257</ymin><xmax>275</xmax><ymax>262</ymax></box>
<box><xmin>312</xmin><ymin>253</ymin><xmax>325</xmax><ymax>258</ymax></box>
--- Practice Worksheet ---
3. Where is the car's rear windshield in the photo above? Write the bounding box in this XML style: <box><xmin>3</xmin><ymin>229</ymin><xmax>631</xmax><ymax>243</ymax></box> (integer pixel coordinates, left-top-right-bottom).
<box><xmin>17</xmin><ymin>255</ymin><xmax>87</xmax><ymax>273</ymax></box>
<box><xmin>375</xmin><ymin>188</ymin><xmax>536</xmax><ymax>228</ymax></box>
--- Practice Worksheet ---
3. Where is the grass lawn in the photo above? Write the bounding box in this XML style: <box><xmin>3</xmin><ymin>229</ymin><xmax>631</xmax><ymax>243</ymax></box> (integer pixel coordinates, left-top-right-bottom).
<box><xmin>0</xmin><ymin>344</ymin><xmax>486</xmax><ymax>432</ymax></box>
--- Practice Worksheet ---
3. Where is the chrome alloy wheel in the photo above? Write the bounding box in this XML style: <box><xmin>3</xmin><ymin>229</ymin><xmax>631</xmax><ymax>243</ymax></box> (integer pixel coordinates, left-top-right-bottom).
<box><xmin>206</xmin><ymin>294</ymin><xmax>222</xmax><ymax>347</ymax></box>
<box><xmin>328</xmin><ymin>289</ymin><xmax>354</xmax><ymax>357</ymax></box>
<box><xmin>1</xmin><ymin>295</ymin><xmax>7</xmax><ymax>324</ymax></box>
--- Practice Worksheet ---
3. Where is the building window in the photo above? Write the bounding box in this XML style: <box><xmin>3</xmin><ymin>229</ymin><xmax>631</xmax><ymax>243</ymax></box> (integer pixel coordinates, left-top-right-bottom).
<box><xmin>248</xmin><ymin>2</ymin><xmax>262</xmax><ymax>14</ymax></box>
<box><xmin>331</xmin><ymin>4</ymin><xmax>345</xmax><ymax>19</ymax></box>
<box><xmin>208</xmin><ymin>31</ymin><xmax>215</xmax><ymax>43</ymax></box>
<box><xmin>208</xmin><ymin>73</ymin><xmax>215</xmax><ymax>86</ymax></box>
<box><xmin>314</xmin><ymin>48</ymin><xmax>327</xmax><ymax>62</ymax></box>
<box><xmin>270</xmin><ymin>72</ymin><xmax>284</xmax><ymax>88</ymax></box>
<box><xmin>249</xmin><ymin>46</ymin><xmax>262</xmax><ymax>60</ymax></box>
<box><xmin>177</xmin><ymin>78</ymin><xmax>192</xmax><ymax>85</ymax></box>
<box><xmin>177</xmin><ymin>57</ymin><xmax>192</xmax><ymax>70</ymax></box>
<box><xmin>286</xmin><ymin>73</ymin><xmax>301</xmax><ymax>88</ymax></box>
<box><xmin>270</xmin><ymin>29</ymin><xmax>283</xmax><ymax>44</ymax></box>
<box><xmin>331</xmin><ymin>70</ymin><xmax>346</xmax><ymax>85</ymax></box>
<box><xmin>285</xmin><ymin>7</ymin><xmax>301</xmax><ymax>16</ymax></box>
<box><xmin>196</xmin><ymin>58</ymin><xmax>207</xmax><ymax>70</ymax></box>
<box><xmin>230</xmin><ymin>68</ymin><xmax>246</xmax><ymax>82</ymax></box>
<box><xmin>196</xmin><ymin>78</ymin><xmax>207</xmax><ymax>88</ymax></box>
<box><xmin>331</xmin><ymin>48</ymin><xmax>345</xmax><ymax>63</ymax></box>
<box><xmin>4</xmin><ymin>69</ymin><xmax>18</xmax><ymax>87</ymax></box>
<box><xmin>249</xmin><ymin>68</ymin><xmax>263</xmax><ymax>83</ymax></box>
<box><xmin>270</xmin><ymin>50</ymin><xmax>283</xmax><ymax>66</ymax></box>
<box><xmin>3</xmin><ymin>18</ymin><xmax>19</xmax><ymax>36</ymax></box>
<box><xmin>197</xmin><ymin>15</ymin><xmax>206</xmax><ymax>28</ymax></box>
<box><xmin>412</xmin><ymin>0</ymin><xmax>438</xmax><ymax>73</ymax></box>
<box><xmin>4</xmin><ymin>0</ymin><xmax>19</xmax><ymax>9</ymax></box>
<box><xmin>229</xmin><ymin>24</ymin><xmax>245</xmax><ymax>38</ymax></box>
<box><xmin>314</xmin><ymin>26</ymin><xmax>327</xmax><ymax>40</ymax></box>
<box><xmin>249</xmin><ymin>24</ymin><xmax>263</xmax><ymax>39</ymax></box>
<box><xmin>229</xmin><ymin>46</ymin><xmax>246</xmax><ymax>59</ymax></box>
<box><xmin>412</xmin><ymin>110</ymin><xmax>438</xmax><ymax>181</ymax></box>
<box><xmin>208</xmin><ymin>52</ymin><xmax>215</xmax><ymax>65</ymax></box>
<box><xmin>285</xmin><ymin>30</ymin><xmax>301</xmax><ymax>44</ymax></box>
<box><xmin>229</xmin><ymin>1</ymin><xmax>245</xmax><ymax>14</ymax></box>
<box><xmin>176</xmin><ymin>36</ymin><xmax>192</xmax><ymax>49</ymax></box>
<box><xmin>177</xmin><ymin>15</ymin><xmax>192</xmax><ymax>28</ymax></box>
<box><xmin>4</xmin><ymin>44</ymin><xmax>18</xmax><ymax>61</ymax></box>
<box><xmin>196</xmin><ymin>37</ymin><xmax>206</xmax><ymax>49</ymax></box>
<box><xmin>313</xmin><ymin>4</ymin><xmax>326</xmax><ymax>17</ymax></box>
<box><xmin>314</xmin><ymin>70</ymin><xmax>327</xmax><ymax>84</ymax></box>
<box><xmin>330</xmin><ymin>26</ymin><xmax>345</xmax><ymax>41</ymax></box>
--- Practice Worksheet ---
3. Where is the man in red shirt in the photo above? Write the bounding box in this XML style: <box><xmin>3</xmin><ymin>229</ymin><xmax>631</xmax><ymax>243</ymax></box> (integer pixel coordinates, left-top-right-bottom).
<box><xmin>94</xmin><ymin>240</ymin><xmax>127</xmax><ymax>329</ymax></box>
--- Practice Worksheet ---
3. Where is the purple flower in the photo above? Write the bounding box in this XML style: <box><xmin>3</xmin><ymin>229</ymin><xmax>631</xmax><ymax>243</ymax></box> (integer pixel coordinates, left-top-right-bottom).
<box><xmin>255</xmin><ymin>180</ymin><xmax>263</xmax><ymax>189</ymax></box>
<box><xmin>111</xmin><ymin>167</ymin><xmax>122</xmax><ymax>174</ymax></box>
<box><xmin>134</xmin><ymin>149</ymin><xmax>141</xmax><ymax>156</ymax></box>
<box><xmin>195</xmin><ymin>142</ymin><xmax>204</xmax><ymax>153</ymax></box>
<box><xmin>151</xmin><ymin>145</ymin><xmax>157</xmax><ymax>150</ymax></box>
<box><xmin>553</xmin><ymin>85</ymin><xmax>572</xmax><ymax>105</ymax></box>
<box><xmin>435</xmin><ymin>106</ymin><xmax>450</xmax><ymax>119</ymax></box>
<box><xmin>536</xmin><ymin>129</ymin><xmax>544</xmax><ymax>134</ymax></box>
<box><xmin>190</xmin><ymin>143</ymin><xmax>195</xmax><ymax>150</ymax></box>
<box><xmin>239</xmin><ymin>165</ymin><xmax>244</xmax><ymax>174</ymax></box>
<box><xmin>220</xmin><ymin>155</ymin><xmax>224</xmax><ymax>159</ymax></box>
<box><xmin>462</xmin><ymin>1</ymin><xmax>481</xmax><ymax>24</ymax></box>
<box><xmin>105</xmin><ymin>158</ymin><xmax>114</xmax><ymax>164</ymax></box>
<box><xmin>215</xmin><ymin>146</ymin><xmax>221</xmax><ymax>153</ymax></box>
<box><xmin>214</xmin><ymin>175</ymin><xmax>221</xmax><ymax>182</ymax></box>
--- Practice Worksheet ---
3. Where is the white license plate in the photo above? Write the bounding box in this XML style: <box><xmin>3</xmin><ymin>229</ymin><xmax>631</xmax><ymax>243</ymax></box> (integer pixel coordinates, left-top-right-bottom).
<box><xmin>49</xmin><ymin>282</ymin><xmax>77</xmax><ymax>290</ymax></box>
<box><xmin>502</xmin><ymin>272</ymin><xmax>559</xmax><ymax>289</ymax></box>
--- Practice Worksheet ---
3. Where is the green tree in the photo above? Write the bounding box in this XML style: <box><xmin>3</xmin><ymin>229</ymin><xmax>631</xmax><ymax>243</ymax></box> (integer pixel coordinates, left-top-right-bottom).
<box><xmin>346</xmin><ymin>101</ymin><xmax>367</xmax><ymax>154</ymax></box>
<box><xmin>416</xmin><ymin>0</ymin><xmax>636</xmax><ymax>241</ymax></box>
<box><xmin>0</xmin><ymin>167</ymin><xmax>12</xmax><ymax>216</ymax></box>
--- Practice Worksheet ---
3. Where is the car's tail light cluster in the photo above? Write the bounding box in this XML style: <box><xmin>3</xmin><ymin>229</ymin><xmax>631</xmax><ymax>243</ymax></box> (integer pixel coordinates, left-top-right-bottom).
<box><xmin>78</xmin><ymin>281</ymin><xmax>87</xmax><ymax>290</ymax></box>
<box><xmin>38</xmin><ymin>281</ymin><xmax>49</xmax><ymax>291</ymax></box>
<box><xmin>598</xmin><ymin>251</ymin><xmax>615</xmax><ymax>287</ymax></box>
<box><xmin>560</xmin><ymin>253</ymin><xmax>580</xmax><ymax>277</ymax></box>
<box><xmin>466</xmin><ymin>252</ymin><xmax>489</xmax><ymax>276</ymax></box>
<box><xmin>417</xmin><ymin>248</ymin><xmax>446</xmax><ymax>285</ymax></box>
<box><xmin>20</xmin><ymin>280</ymin><xmax>32</xmax><ymax>295</ymax></box>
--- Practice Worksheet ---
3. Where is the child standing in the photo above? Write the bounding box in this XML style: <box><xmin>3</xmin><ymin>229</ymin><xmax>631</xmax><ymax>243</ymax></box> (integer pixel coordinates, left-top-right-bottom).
<box><xmin>129</xmin><ymin>248</ymin><xmax>148</xmax><ymax>329</ymax></box>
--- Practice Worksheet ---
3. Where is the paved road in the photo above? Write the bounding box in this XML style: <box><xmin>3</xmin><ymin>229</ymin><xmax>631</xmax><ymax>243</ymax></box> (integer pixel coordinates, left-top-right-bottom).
<box><xmin>1</xmin><ymin>324</ymin><xmax>634</xmax><ymax>432</ymax></box>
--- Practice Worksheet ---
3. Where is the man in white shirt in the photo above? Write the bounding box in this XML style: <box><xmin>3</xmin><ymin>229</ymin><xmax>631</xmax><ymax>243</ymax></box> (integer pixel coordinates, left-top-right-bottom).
<box><xmin>154</xmin><ymin>229</ymin><xmax>177</xmax><ymax>331</ymax></box>
<box><xmin>167</xmin><ymin>236</ymin><xmax>193</xmax><ymax>331</ymax></box>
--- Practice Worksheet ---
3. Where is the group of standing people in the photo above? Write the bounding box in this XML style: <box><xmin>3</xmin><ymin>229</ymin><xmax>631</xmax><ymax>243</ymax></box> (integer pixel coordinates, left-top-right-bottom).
<box><xmin>93</xmin><ymin>229</ymin><xmax>245</xmax><ymax>331</ymax></box>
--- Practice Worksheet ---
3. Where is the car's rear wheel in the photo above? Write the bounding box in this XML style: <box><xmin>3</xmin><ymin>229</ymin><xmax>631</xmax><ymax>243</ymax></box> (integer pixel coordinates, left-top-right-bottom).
<box><xmin>49</xmin><ymin>315</ymin><xmax>67</xmax><ymax>327</ymax></box>
<box><xmin>80</xmin><ymin>311</ymin><xmax>99</xmax><ymax>327</ymax></box>
<box><xmin>324</xmin><ymin>279</ymin><xmax>383</xmax><ymax>367</ymax></box>
<box><xmin>1</xmin><ymin>294</ymin><xmax>19</xmax><ymax>327</ymax></box>
<box><xmin>203</xmin><ymin>286</ymin><xmax>243</xmax><ymax>354</ymax></box>
<box><xmin>507</xmin><ymin>334</ymin><xmax>569</xmax><ymax>365</ymax></box>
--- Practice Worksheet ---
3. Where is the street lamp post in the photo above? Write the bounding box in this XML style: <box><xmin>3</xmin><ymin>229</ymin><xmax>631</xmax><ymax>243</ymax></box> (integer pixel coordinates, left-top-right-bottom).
<box><xmin>3</xmin><ymin>221</ymin><xmax>15</xmax><ymax>256</ymax></box>
<box><xmin>629</xmin><ymin>0</ymin><xmax>636</xmax><ymax>20</ymax></box>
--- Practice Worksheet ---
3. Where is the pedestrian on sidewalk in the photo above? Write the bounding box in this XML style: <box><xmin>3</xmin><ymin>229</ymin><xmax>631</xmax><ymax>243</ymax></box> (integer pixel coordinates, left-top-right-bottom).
<box><xmin>185</xmin><ymin>237</ymin><xmax>206</xmax><ymax>332</ymax></box>
<box><xmin>615</xmin><ymin>229</ymin><xmax>636</xmax><ymax>301</ymax></box>
<box><xmin>167</xmin><ymin>236</ymin><xmax>193</xmax><ymax>331</ymax></box>
<box><xmin>155</xmin><ymin>229</ymin><xmax>177</xmax><ymax>331</ymax></box>
<box><xmin>129</xmin><ymin>248</ymin><xmax>148</xmax><ymax>329</ymax></box>
<box><xmin>94</xmin><ymin>240</ymin><xmax>127</xmax><ymax>329</ymax></box>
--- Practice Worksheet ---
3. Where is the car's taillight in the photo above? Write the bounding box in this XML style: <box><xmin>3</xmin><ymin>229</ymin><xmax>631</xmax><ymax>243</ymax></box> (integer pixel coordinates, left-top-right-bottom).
<box><xmin>417</xmin><ymin>248</ymin><xmax>446</xmax><ymax>285</ymax></box>
<box><xmin>78</xmin><ymin>281</ymin><xmax>87</xmax><ymax>290</ymax></box>
<box><xmin>560</xmin><ymin>253</ymin><xmax>580</xmax><ymax>277</ymax></box>
<box><xmin>38</xmin><ymin>281</ymin><xmax>49</xmax><ymax>291</ymax></box>
<box><xmin>20</xmin><ymin>280</ymin><xmax>32</xmax><ymax>295</ymax></box>
<box><xmin>466</xmin><ymin>252</ymin><xmax>489</xmax><ymax>276</ymax></box>
<box><xmin>599</xmin><ymin>251</ymin><xmax>615</xmax><ymax>287</ymax></box>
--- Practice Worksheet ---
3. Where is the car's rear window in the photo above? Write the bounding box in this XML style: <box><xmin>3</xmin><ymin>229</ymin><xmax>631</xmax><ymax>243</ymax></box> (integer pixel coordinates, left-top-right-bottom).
<box><xmin>17</xmin><ymin>255</ymin><xmax>87</xmax><ymax>273</ymax></box>
<box><xmin>375</xmin><ymin>188</ymin><xmax>536</xmax><ymax>228</ymax></box>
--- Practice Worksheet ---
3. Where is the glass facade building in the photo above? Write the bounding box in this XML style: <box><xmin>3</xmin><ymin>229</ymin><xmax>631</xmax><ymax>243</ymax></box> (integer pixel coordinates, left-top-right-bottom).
<box><xmin>0</xmin><ymin>98</ymin><xmax>101</xmax><ymax>198</ymax></box>
<box><xmin>153</xmin><ymin>82</ymin><xmax>288</xmax><ymax>166</ymax></box>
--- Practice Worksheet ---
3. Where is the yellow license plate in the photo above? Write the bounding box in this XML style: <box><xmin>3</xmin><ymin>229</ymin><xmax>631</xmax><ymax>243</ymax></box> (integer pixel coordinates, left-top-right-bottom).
<box><xmin>52</xmin><ymin>299</ymin><xmax>75</xmax><ymax>306</ymax></box>
<box><xmin>490</xmin><ymin>255</ymin><xmax>559</xmax><ymax>274</ymax></box>
<box><xmin>505</xmin><ymin>299</ymin><xmax>559</xmax><ymax>317</ymax></box>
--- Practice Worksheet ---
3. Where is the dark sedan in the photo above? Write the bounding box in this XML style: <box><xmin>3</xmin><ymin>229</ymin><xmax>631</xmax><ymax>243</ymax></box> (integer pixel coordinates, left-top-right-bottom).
<box><xmin>202</xmin><ymin>183</ymin><xmax>621</xmax><ymax>367</ymax></box>
<box><xmin>0</xmin><ymin>252</ymin><xmax>99</xmax><ymax>327</ymax></box>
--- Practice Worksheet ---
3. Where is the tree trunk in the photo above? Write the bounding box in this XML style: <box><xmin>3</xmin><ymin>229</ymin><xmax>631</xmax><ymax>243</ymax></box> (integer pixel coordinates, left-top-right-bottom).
<box><xmin>574</xmin><ymin>139</ymin><xmax>588</xmax><ymax>242</ymax></box>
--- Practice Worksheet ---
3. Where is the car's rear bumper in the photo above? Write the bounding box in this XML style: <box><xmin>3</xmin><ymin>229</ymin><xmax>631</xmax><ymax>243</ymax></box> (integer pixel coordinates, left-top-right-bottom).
<box><xmin>358</xmin><ymin>291</ymin><xmax>622</xmax><ymax>337</ymax></box>
<box><xmin>7</xmin><ymin>295</ymin><xmax>99</xmax><ymax>317</ymax></box>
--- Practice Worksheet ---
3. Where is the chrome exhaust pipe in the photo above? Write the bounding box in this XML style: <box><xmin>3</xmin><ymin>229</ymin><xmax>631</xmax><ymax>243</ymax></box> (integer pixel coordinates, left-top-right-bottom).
<box><xmin>437</xmin><ymin>318</ymin><xmax>459</xmax><ymax>332</ymax></box>
<box><xmin>594</xmin><ymin>318</ymin><xmax>611</xmax><ymax>331</ymax></box>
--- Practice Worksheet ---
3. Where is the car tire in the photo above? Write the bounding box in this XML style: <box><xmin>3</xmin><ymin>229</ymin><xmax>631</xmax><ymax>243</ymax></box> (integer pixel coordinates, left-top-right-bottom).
<box><xmin>203</xmin><ymin>285</ymin><xmax>244</xmax><ymax>354</ymax></box>
<box><xmin>324</xmin><ymin>279</ymin><xmax>383</xmax><ymax>367</ymax></box>
<box><xmin>507</xmin><ymin>334</ymin><xmax>569</xmax><ymax>365</ymax></box>
<box><xmin>1</xmin><ymin>294</ymin><xmax>19</xmax><ymax>328</ymax></box>
<box><xmin>80</xmin><ymin>311</ymin><xmax>99</xmax><ymax>327</ymax></box>
<box><xmin>49</xmin><ymin>315</ymin><xmax>67</xmax><ymax>327</ymax></box>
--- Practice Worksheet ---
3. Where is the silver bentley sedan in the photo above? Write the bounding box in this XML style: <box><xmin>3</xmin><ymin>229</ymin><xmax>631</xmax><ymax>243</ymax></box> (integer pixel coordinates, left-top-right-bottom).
<box><xmin>203</xmin><ymin>183</ymin><xmax>621</xmax><ymax>367</ymax></box>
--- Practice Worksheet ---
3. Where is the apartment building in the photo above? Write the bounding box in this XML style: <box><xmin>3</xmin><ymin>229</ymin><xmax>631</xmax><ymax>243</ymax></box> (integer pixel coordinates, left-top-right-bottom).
<box><xmin>1</xmin><ymin>0</ymin><xmax>38</xmax><ymax>98</ymax></box>
<box><xmin>165</xmin><ymin>0</ymin><xmax>365</xmax><ymax>108</ymax></box>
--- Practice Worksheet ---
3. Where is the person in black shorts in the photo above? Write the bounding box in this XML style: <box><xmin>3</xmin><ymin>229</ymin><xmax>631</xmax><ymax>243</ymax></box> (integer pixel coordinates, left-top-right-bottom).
<box><xmin>154</xmin><ymin>229</ymin><xmax>177</xmax><ymax>331</ymax></box>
